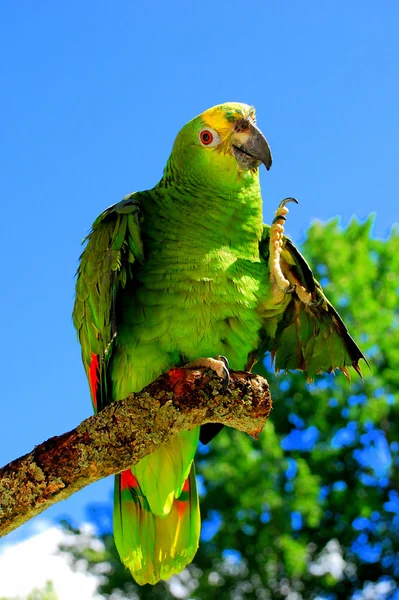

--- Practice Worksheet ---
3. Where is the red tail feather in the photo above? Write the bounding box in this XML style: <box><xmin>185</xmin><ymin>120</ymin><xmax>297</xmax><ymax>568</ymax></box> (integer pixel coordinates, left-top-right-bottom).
<box><xmin>121</xmin><ymin>470</ymin><xmax>140</xmax><ymax>491</ymax></box>
<box><xmin>88</xmin><ymin>353</ymin><xmax>99</xmax><ymax>410</ymax></box>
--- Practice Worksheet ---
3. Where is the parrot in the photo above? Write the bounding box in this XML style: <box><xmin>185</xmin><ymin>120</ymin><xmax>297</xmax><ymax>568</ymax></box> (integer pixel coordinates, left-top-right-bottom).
<box><xmin>73</xmin><ymin>102</ymin><xmax>365</xmax><ymax>586</ymax></box>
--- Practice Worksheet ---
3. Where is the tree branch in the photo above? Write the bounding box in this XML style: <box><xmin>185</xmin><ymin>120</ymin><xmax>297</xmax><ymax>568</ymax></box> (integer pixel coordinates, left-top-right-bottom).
<box><xmin>0</xmin><ymin>368</ymin><xmax>271</xmax><ymax>537</ymax></box>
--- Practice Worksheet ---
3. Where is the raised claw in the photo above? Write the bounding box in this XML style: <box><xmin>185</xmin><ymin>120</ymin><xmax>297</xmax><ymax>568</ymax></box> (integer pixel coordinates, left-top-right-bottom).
<box><xmin>269</xmin><ymin>198</ymin><xmax>298</xmax><ymax>297</ymax></box>
<box><xmin>278</xmin><ymin>197</ymin><xmax>298</xmax><ymax>210</ymax></box>
<box><xmin>273</xmin><ymin>197</ymin><xmax>298</xmax><ymax>224</ymax></box>
<box><xmin>272</xmin><ymin>214</ymin><xmax>286</xmax><ymax>224</ymax></box>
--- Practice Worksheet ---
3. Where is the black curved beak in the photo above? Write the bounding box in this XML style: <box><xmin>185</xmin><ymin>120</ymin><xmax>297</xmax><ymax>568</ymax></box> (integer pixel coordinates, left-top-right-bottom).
<box><xmin>233</xmin><ymin>119</ymin><xmax>272</xmax><ymax>171</ymax></box>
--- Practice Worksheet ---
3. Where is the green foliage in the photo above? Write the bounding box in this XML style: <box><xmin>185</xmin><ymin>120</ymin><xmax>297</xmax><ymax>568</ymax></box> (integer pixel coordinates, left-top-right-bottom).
<box><xmin>61</xmin><ymin>217</ymin><xmax>399</xmax><ymax>599</ymax></box>
<box><xmin>0</xmin><ymin>581</ymin><xmax>58</xmax><ymax>600</ymax></box>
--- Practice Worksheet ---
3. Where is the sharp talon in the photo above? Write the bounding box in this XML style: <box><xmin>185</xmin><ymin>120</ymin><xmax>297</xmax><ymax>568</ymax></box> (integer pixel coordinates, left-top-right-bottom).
<box><xmin>272</xmin><ymin>214</ymin><xmax>286</xmax><ymax>224</ymax></box>
<box><xmin>279</xmin><ymin>197</ymin><xmax>298</xmax><ymax>209</ymax></box>
<box><xmin>221</xmin><ymin>367</ymin><xmax>230</xmax><ymax>392</ymax></box>
<box><xmin>216</xmin><ymin>355</ymin><xmax>229</xmax><ymax>369</ymax></box>
<box><xmin>215</xmin><ymin>355</ymin><xmax>230</xmax><ymax>390</ymax></box>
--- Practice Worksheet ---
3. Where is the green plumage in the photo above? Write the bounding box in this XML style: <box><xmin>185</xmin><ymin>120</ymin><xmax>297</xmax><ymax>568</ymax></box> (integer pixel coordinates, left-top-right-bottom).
<box><xmin>73</xmin><ymin>102</ymin><xmax>365</xmax><ymax>585</ymax></box>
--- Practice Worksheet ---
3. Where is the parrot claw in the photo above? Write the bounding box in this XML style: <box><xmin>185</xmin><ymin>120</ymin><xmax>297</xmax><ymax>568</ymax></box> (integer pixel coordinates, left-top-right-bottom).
<box><xmin>216</xmin><ymin>355</ymin><xmax>229</xmax><ymax>369</ymax></box>
<box><xmin>269</xmin><ymin>197</ymin><xmax>299</xmax><ymax>297</ymax></box>
<box><xmin>215</xmin><ymin>355</ymin><xmax>231</xmax><ymax>391</ymax></box>
<box><xmin>279</xmin><ymin>197</ymin><xmax>298</xmax><ymax>209</ymax></box>
<box><xmin>272</xmin><ymin>198</ymin><xmax>298</xmax><ymax>223</ymax></box>
<box><xmin>184</xmin><ymin>356</ymin><xmax>230</xmax><ymax>391</ymax></box>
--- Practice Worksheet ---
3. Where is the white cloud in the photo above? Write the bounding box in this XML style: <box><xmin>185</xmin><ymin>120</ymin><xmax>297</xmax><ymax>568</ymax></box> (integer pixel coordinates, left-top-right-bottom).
<box><xmin>0</xmin><ymin>522</ymin><xmax>100</xmax><ymax>600</ymax></box>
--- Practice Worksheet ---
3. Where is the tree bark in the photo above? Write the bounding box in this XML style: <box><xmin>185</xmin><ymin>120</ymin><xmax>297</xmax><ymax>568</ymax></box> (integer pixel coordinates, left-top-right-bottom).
<box><xmin>0</xmin><ymin>367</ymin><xmax>271</xmax><ymax>537</ymax></box>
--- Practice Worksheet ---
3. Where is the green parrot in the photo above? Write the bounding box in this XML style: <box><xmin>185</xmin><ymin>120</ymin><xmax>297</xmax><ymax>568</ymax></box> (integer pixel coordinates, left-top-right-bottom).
<box><xmin>73</xmin><ymin>102</ymin><xmax>365</xmax><ymax>585</ymax></box>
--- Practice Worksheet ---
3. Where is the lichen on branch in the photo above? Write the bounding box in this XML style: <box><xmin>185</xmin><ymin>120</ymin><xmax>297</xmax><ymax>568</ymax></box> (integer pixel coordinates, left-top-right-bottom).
<box><xmin>0</xmin><ymin>368</ymin><xmax>271</xmax><ymax>537</ymax></box>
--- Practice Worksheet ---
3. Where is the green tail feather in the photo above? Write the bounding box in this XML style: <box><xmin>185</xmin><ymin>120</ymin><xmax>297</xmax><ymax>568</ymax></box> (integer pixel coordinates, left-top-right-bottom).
<box><xmin>113</xmin><ymin>430</ymin><xmax>200</xmax><ymax>585</ymax></box>
<box><xmin>131</xmin><ymin>429</ymin><xmax>199</xmax><ymax>516</ymax></box>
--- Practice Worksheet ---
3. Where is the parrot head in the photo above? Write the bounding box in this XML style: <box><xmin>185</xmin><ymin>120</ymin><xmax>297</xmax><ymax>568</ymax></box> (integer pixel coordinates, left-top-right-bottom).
<box><xmin>165</xmin><ymin>102</ymin><xmax>272</xmax><ymax>190</ymax></box>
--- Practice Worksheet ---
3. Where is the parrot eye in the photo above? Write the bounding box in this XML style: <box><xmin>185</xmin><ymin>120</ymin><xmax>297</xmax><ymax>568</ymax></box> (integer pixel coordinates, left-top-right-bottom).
<box><xmin>200</xmin><ymin>130</ymin><xmax>213</xmax><ymax>145</ymax></box>
<box><xmin>198</xmin><ymin>127</ymin><xmax>220</xmax><ymax>147</ymax></box>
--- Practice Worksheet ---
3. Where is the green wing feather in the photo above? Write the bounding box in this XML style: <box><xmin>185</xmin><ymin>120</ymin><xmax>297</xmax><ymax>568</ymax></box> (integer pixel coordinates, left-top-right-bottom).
<box><xmin>259</xmin><ymin>225</ymin><xmax>366</xmax><ymax>381</ymax></box>
<box><xmin>73</xmin><ymin>192</ymin><xmax>200</xmax><ymax>585</ymax></box>
<box><xmin>72</xmin><ymin>193</ymin><xmax>144</xmax><ymax>411</ymax></box>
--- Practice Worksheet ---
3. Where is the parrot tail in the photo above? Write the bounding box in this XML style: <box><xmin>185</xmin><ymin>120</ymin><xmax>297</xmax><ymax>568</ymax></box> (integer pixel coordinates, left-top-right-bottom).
<box><xmin>113</xmin><ymin>462</ymin><xmax>200</xmax><ymax>586</ymax></box>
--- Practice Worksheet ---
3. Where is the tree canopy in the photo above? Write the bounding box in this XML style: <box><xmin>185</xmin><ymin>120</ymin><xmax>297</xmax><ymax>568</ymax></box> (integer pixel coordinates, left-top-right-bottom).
<box><xmin>61</xmin><ymin>217</ymin><xmax>399</xmax><ymax>599</ymax></box>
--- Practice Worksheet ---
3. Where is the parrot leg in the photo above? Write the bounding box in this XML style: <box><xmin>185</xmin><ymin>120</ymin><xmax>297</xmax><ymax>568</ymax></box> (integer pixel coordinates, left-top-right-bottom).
<box><xmin>178</xmin><ymin>357</ymin><xmax>229</xmax><ymax>446</ymax></box>
<box><xmin>269</xmin><ymin>197</ymin><xmax>314</xmax><ymax>306</ymax></box>
<box><xmin>184</xmin><ymin>355</ymin><xmax>230</xmax><ymax>390</ymax></box>
<box><xmin>269</xmin><ymin>197</ymin><xmax>297</xmax><ymax>296</ymax></box>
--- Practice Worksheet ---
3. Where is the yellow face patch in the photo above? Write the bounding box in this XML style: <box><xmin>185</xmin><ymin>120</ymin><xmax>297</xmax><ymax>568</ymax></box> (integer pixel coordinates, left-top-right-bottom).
<box><xmin>199</xmin><ymin>102</ymin><xmax>256</xmax><ymax>156</ymax></box>
<box><xmin>200</xmin><ymin>102</ymin><xmax>256</xmax><ymax>138</ymax></box>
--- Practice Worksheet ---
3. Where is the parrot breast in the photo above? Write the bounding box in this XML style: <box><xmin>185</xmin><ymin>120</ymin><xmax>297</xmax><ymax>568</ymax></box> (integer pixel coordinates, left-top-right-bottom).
<box><xmin>110</xmin><ymin>247</ymin><xmax>267</xmax><ymax>401</ymax></box>
<box><xmin>109</xmin><ymin>184</ymin><xmax>267</xmax><ymax>402</ymax></box>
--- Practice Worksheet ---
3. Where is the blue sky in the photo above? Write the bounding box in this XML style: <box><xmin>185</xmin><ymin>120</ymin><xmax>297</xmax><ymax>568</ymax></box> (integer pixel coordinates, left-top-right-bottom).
<box><xmin>0</xmin><ymin>0</ymin><xmax>398</xmax><ymax>543</ymax></box>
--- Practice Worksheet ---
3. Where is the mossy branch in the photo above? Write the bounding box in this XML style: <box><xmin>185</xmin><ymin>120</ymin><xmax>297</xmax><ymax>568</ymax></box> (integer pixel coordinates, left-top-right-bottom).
<box><xmin>0</xmin><ymin>368</ymin><xmax>271</xmax><ymax>537</ymax></box>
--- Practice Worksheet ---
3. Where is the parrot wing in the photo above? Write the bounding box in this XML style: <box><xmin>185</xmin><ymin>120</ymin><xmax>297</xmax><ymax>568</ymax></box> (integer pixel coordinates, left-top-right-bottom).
<box><xmin>73</xmin><ymin>193</ymin><xmax>144</xmax><ymax>412</ymax></box>
<box><xmin>258</xmin><ymin>225</ymin><xmax>367</xmax><ymax>381</ymax></box>
<box><xmin>73</xmin><ymin>193</ymin><xmax>201</xmax><ymax>584</ymax></box>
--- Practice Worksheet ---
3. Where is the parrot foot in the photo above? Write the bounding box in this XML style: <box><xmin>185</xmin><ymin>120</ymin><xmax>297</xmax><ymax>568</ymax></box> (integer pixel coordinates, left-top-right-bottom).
<box><xmin>270</xmin><ymin>197</ymin><xmax>298</xmax><ymax>296</ymax></box>
<box><xmin>184</xmin><ymin>355</ymin><xmax>230</xmax><ymax>390</ymax></box>
<box><xmin>290</xmin><ymin>282</ymin><xmax>318</xmax><ymax>306</ymax></box>
<box><xmin>285</xmin><ymin>281</ymin><xmax>313</xmax><ymax>305</ymax></box>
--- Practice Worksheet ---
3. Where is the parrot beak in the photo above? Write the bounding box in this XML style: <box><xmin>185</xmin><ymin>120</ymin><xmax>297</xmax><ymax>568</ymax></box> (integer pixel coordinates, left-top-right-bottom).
<box><xmin>232</xmin><ymin>118</ymin><xmax>272</xmax><ymax>171</ymax></box>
